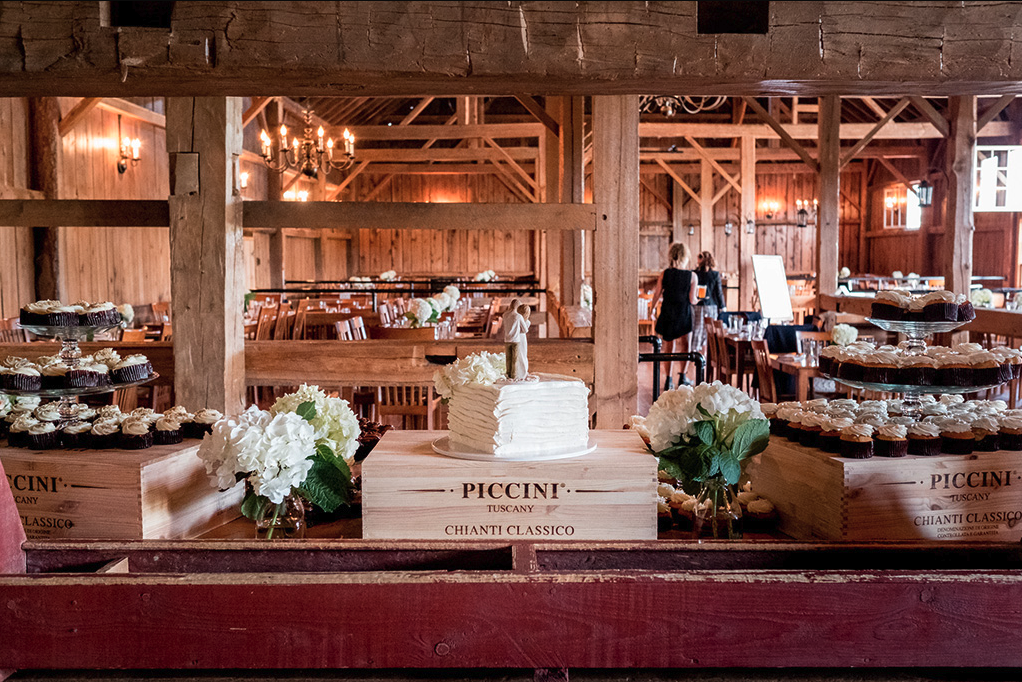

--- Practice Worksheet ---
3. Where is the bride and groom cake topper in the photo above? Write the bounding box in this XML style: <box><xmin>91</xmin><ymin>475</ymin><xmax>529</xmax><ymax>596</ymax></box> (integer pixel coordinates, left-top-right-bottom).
<box><xmin>502</xmin><ymin>298</ymin><xmax>533</xmax><ymax>381</ymax></box>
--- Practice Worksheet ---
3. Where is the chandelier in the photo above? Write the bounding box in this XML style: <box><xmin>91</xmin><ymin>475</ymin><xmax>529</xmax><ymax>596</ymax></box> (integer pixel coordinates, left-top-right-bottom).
<box><xmin>259</xmin><ymin>109</ymin><xmax>356</xmax><ymax>178</ymax></box>
<box><xmin>640</xmin><ymin>95</ymin><xmax>728</xmax><ymax>117</ymax></box>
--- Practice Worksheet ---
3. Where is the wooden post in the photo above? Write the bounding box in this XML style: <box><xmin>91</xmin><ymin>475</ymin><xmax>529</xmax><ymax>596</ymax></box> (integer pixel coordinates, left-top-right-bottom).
<box><xmin>592</xmin><ymin>95</ymin><xmax>639</xmax><ymax>428</ymax></box>
<box><xmin>264</xmin><ymin>99</ymin><xmax>285</xmax><ymax>289</ymax></box>
<box><xmin>944</xmin><ymin>96</ymin><xmax>976</xmax><ymax>296</ymax></box>
<box><xmin>699</xmin><ymin>159</ymin><xmax>713</xmax><ymax>256</ymax></box>
<box><xmin>817</xmin><ymin>95</ymin><xmax>841</xmax><ymax>301</ymax></box>
<box><xmin>560</xmin><ymin>96</ymin><xmax>584</xmax><ymax>305</ymax></box>
<box><xmin>166</xmin><ymin>97</ymin><xmax>246</xmax><ymax>415</ymax></box>
<box><xmin>541</xmin><ymin>97</ymin><xmax>561</xmax><ymax>298</ymax></box>
<box><xmin>739</xmin><ymin>135</ymin><xmax>756</xmax><ymax>310</ymax></box>
<box><xmin>28</xmin><ymin>97</ymin><xmax>62</xmax><ymax>301</ymax></box>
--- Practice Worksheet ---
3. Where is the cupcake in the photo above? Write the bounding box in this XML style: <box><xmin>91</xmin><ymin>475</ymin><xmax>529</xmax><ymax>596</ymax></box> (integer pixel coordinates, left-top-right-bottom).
<box><xmin>744</xmin><ymin>497</ymin><xmax>778</xmax><ymax>530</ymax></box>
<box><xmin>871</xmin><ymin>290</ymin><xmax>909</xmax><ymax>320</ymax></box>
<box><xmin>93</xmin><ymin>348</ymin><xmax>122</xmax><ymax>370</ymax></box>
<box><xmin>907</xmin><ymin>422</ymin><xmax>941</xmax><ymax>456</ymax></box>
<box><xmin>60</xmin><ymin>421</ymin><xmax>94</xmax><ymax>448</ymax></box>
<box><xmin>972</xmin><ymin>415</ymin><xmax>1001</xmax><ymax>452</ymax></box>
<box><xmin>656</xmin><ymin>497</ymin><xmax>674</xmax><ymax>532</ymax></box>
<box><xmin>19</xmin><ymin>300</ymin><xmax>58</xmax><ymax>326</ymax></box>
<box><xmin>153</xmin><ymin>415</ymin><xmax>183</xmax><ymax>445</ymax></box>
<box><xmin>875</xmin><ymin>424</ymin><xmax>909</xmax><ymax>457</ymax></box>
<box><xmin>26</xmin><ymin>422</ymin><xmax>59</xmax><ymax>450</ymax></box>
<box><xmin>797</xmin><ymin>412</ymin><xmax>826</xmax><ymax>448</ymax></box>
<box><xmin>47</xmin><ymin>304</ymin><xmax>79</xmax><ymax>327</ymax></box>
<box><xmin>81</xmin><ymin>301</ymin><xmax>119</xmax><ymax>326</ymax></box>
<box><xmin>39</xmin><ymin>363</ymin><xmax>70</xmax><ymax>390</ymax></box>
<box><xmin>668</xmin><ymin>489</ymin><xmax>692</xmax><ymax>529</ymax></box>
<box><xmin>96</xmin><ymin>404</ymin><xmax>124</xmax><ymax>422</ymax></box>
<box><xmin>4</xmin><ymin>365</ymin><xmax>41</xmax><ymax>391</ymax></box>
<box><xmin>855</xmin><ymin>412</ymin><xmax>887</xmax><ymax>430</ymax></box>
<box><xmin>774</xmin><ymin>403</ymin><xmax>801</xmax><ymax>439</ymax></box>
<box><xmin>185</xmin><ymin>408</ymin><xmax>222</xmax><ymax>438</ymax></box>
<box><xmin>920</xmin><ymin>291</ymin><xmax>960</xmax><ymax>322</ymax></box>
<box><xmin>861</xmin><ymin>351</ymin><xmax>899</xmax><ymax>385</ymax></box>
<box><xmin>957</xmin><ymin>295</ymin><xmax>976</xmax><ymax>322</ymax></box>
<box><xmin>897</xmin><ymin>355</ymin><xmax>937</xmax><ymax>386</ymax></box>
<box><xmin>112</xmin><ymin>355</ymin><xmax>152</xmax><ymax>384</ymax></box>
<box><xmin>85</xmin><ymin>362</ymin><xmax>111</xmax><ymax>387</ymax></box>
<box><xmin>66</xmin><ymin>364</ymin><xmax>100</xmax><ymax>389</ymax></box>
<box><xmin>999</xmin><ymin>414</ymin><xmax>1022</xmax><ymax>451</ymax></box>
<box><xmin>839</xmin><ymin>423</ymin><xmax>874</xmax><ymax>459</ymax></box>
<box><xmin>759</xmin><ymin>403</ymin><xmax>781</xmax><ymax>434</ymax></box>
<box><xmin>7</xmin><ymin>414</ymin><xmax>39</xmax><ymax>448</ymax></box>
<box><xmin>33</xmin><ymin>402</ymin><xmax>63</xmax><ymax>425</ymax></box>
<box><xmin>120</xmin><ymin>416</ymin><xmax>153</xmax><ymax>449</ymax></box>
<box><xmin>818</xmin><ymin>417</ymin><xmax>853</xmax><ymax>453</ymax></box>
<box><xmin>940</xmin><ymin>420</ymin><xmax>975</xmax><ymax>455</ymax></box>
<box><xmin>89</xmin><ymin>418</ymin><xmax>120</xmax><ymax>449</ymax></box>
<box><xmin>968</xmin><ymin>352</ymin><xmax>1005</xmax><ymax>387</ymax></box>
<box><xmin>785</xmin><ymin>410</ymin><xmax>807</xmax><ymax>443</ymax></box>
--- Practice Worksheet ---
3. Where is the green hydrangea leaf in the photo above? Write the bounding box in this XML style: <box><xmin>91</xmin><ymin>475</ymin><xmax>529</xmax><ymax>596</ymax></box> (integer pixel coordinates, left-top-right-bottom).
<box><xmin>296</xmin><ymin>401</ymin><xmax>317</xmax><ymax>422</ymax></box>
<box><xmin>298</xmin><ymin>457</ymin><xmax>351</xmax><ymax>513</ymax></box>
<box><xmin>658</xmin><ymin>457</ymin><xmax>684</xmax><ymax>481</ymax></box>
<box><xmin>719</xmin><ymin>453</ymin><xmax>742</xmax><ymax>484</ymax></box>
<box><xmin>240</xmin><ymin>491</ymin><xmax>269</xmax><ymax>521</ymax></box>
<box><xmin>731</xmin><ymin>418</ymin><xmax>771</xmax><ymax>461</ymax></box>
<box><xmin>693</xmin><ymin>420</ymin><xmax>715</xmax><ymax>446</ymax></box>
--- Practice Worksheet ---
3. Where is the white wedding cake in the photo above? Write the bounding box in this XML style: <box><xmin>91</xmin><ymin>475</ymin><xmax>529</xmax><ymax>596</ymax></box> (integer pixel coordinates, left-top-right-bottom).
<box><xmin>434</xmin><ymin>353</ymin><xmax>591</xmax><ymax>459</ymax></box>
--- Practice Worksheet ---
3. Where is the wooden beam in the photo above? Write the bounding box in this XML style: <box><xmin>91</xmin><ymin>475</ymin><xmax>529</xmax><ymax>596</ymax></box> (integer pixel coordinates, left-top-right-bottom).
<box><xmin>654</xmin><ymin>159</ymin><xmax>700</xmax><ymax>206</ymax></box>
<box><xmin>515</xmin><ymin>95</ymin><xmax>560</xmax><ymax>136</ymax></box>
<box><xmin>242</xmin><ymin>202</ymin><xmax>597</xmax><ymax>231</ymax></box>
<box><xmin>95</xmin><ymin>98</ymin><xmax>165</xmax><ymax>128</ymax></box>
<box><xmin>739</xmin><ymin>135</ymin><xmax>756</xmax><ymax>310</ymax></box>
<box><xmin>817</xmin><ymin>95</ymin><xmax>841</xmax><ymax>301</ymax></box>
<box><xmin>265</xmin><ymin>99</ymin><xmax>285</xmax><ymax>290</ymax></box>
<box><xmin>354</xmin><ymin>148</ymin><xmax>537</xmax><ymax>163</ymax></box>
<box><xmin>977</xmin><ymin>95</ymin><xmax>1015</xmax><ymax>133</ymax></box>
<box><xmin>860</xmin><ymin>97</ymin><xmax>889</xmax><ymax>119</ymax></box>
<box><xmin>166</xmin><ymin>97</ymin><xmax>246</xmax><ymax>415</ymax></box>
<box><xmin>241</xmin><ymin>96</ymin><xmax>272</xmax><ymax>128</ymax></box>
<box><xmin>28</xmin><ymin>97</ymin><xmax>62</xmax><ymax>302</ymax></box>
<box><xmin>700</xmin><ymin>159</ymin><xmax>713</xmax><ymax>257</ymax></box>
<box><xmin>671</xmin><ymin>180</ymin><xmax>686</xmax><ymax>244</ymax></box>
<box><xmin>57</xmin><ymin>97</ymin><xmax>101</xmax><ymax>137</ymax></box>
<box><xmin>839</xmin><ymin>97</ymin><xmax>910</xmax><ymax>169</ymax></box>
<box><xmin>908</xmin><ymin>96</ymin><xmax>949</xmax><ymax>137</ymax></box>
<box><xmin>639</xmin><ymin>121</ymin><xmax>1011</xmax><ymax>141</ymax></box>
<box><xmin>639</xmin><ymin>177</ymin><xmax>672</xmax><ymax>212</ymax></box>
<box><xmin>641</xmin><ymin>146</ymin><xmax>927</xmax><ymax>163</ymax></box>
<box><xmin>483</xmin><ymin>138</ymin><xmax>538</xmax><ymax>190</ymax></box>
<box><xmin>876</xmin><ymin>157</ymin><xmax>920</xmax><ymax>197</ymax></box>
<box><xmin>399</xmin><ymin>97</ymin><xmax>435</xmax><ymax>125</ymax></box>
<box><xmin>345</xmin><ymin>123</ymin><xmax>543</xmax><ymax>141</ymax></box>
<box><xmin>560</xmin><ymin>96</ymin><xmax>585</xmax><ymax>306</ymax></box>
<box><xmin>279</xmin><ymin>97</ymin><xmax>330</xmax><ymax>129</ymax></box>
<box><xmin>740</xmin><ymin>97</ymin><xmax>820</xmax><ymax>173</ymax></box>
<box><xmin>711</xmin><ymin>173</ymin><xmax>736</xmax><ymax>206</ymax></box>
<box><xmin>327</xmin><ymin>160</ymin><xmax>370</xmax><ymax>201</ymax></box>
<box><xmin>0</xmin><ymin>199</ymin><xmax>169</xmax><ymax>227</ymax></box>
<box><xmin>944</xmin><ymin>96</ymin><xmax>977</xmax><ymax>296</ymax></box>
<box><xmin>592</xmin><ymin>95</ymin><xmax>639</xmax><ymax>428</ymax></box>
<box><xmin>684</xmin><ymin>137</ymin><xmax>742</xmax><ymax>193</ymax></box>
<box><xmin>487</xmin><ymin>160</ymin><xmax>537</xmax><ymax>203</ymax></box>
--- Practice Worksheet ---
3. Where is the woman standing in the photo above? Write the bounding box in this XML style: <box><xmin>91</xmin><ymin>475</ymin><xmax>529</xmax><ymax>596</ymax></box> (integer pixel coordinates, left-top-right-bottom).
<box><xmin>651</xmin><ymin>242</ymin><xmax>698</xmax><ymax>390</ymax></box>
<box><xmin>691</xmin><ymin>250</ymin><xmax>727</xmax><ymax>363</ymax></box>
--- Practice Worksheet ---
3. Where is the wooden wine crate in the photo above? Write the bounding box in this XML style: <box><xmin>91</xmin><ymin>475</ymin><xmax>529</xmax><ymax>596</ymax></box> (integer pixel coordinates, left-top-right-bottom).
<box><xmin>746</xmin><ymin>436</ymin><xmax>1022</xmax><ymax>542</ymax></box>
<box><xmin>0</xmin><ymin>442</ymin><xmax>242</xmax><ymax>540</ymax></box>
<box><xmin>362</xmin><ymin>430</ymin><xmax>657</xmax><ymax>541</ymax></box>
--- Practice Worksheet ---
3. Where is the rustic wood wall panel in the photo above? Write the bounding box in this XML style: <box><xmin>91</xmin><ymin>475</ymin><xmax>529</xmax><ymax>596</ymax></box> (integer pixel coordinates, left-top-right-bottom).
<box><xmin>0</xmin><ymin>97</ymin><xmax>34</xmax><ymax>318</ymax></box>
<box><xmin>57</xmin><ymin>97</ymin><xmax>171</xmax><ymax>307</ymax></box>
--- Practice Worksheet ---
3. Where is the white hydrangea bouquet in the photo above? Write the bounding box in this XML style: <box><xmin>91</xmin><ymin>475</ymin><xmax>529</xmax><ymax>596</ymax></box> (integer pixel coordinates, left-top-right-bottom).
<box><xmin>197</xmin><ymin>385</ymin><xmax>361</xmax><ymax>523</ymax></box>
<box><xmin>434</xmin><ymin>351</ymin><xmax>506</xmax><ymax>403</ymax></box>
<box><xmin>379</xmin><ymin>269</ymin><xmax>397</xmax><ymax>281</ymax></box>
<box><xmin>838</xmin><ymin>266</ymin><xmax>851</xmax><ymax>278</ymax></box>
<box><xmin>117</xmin><ymin>303</ymin><xmax>134</xmax><ymax>327</ymax></box>
<box><xmin>474</xmin><ymin>269</ymin><xmax>497</xmax><ymax>282</ymax></box>
<box><xmin>645</xmin><ymin>382</ymin><xmax>770</xmax><ymax>493</ymax></box>
<box><xmin>970</xmin><ymin>288</ymin><xmax>994</xmax><ymax>308</ymax></box>
<box><xmin>404</xmin><ymin>298</ymin><xmax>435</xmax><ymax>327</ymax></box>
<box><xmin>831</xmin><ymin>323</ymin><xmax>858</xmax><ymax>346</ymax></box>
<box><xmin>349</xmin><ymin>275</ymin><xmax>372</xmax><ymax>290</ymax></box>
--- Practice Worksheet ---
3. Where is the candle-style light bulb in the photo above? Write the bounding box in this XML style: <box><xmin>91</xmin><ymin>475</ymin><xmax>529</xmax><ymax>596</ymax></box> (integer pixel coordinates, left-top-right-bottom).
<box><xmin>327</xmin><ymin>137</ymin><xmax>334</xmax><ymax>160</ymax></box>
<box><xmin>131</xmin><ymin>138</ymin><xmax>141</xmax><ymax>160</ymax></box>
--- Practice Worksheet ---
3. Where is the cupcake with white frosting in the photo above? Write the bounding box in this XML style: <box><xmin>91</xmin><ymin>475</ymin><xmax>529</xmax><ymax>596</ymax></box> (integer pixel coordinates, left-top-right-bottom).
<box><xmin>7</xmin><ymin>414</ymin><xmax>39</xmax><ymax>448</ymax></box>
<box><xmin>112</xmin><ymin>354</ymin><xmax>152</xmax><ymax>384</ymax></box>
<box><xmin>184</xmin><ymin>408</ymin><xmax>222</xmax><ymax>439</ymax></box>
<box><xmin>875</xmin><ymin>424</ymin><xmax>909</xmax><ymax>458</ymax></box>
<box><xmin>27</xmin><ymin>422</ymin><xmax>59</xmax><ymax>450</ymax></box>
<box><xmin>839</xmin><ymin>423</ymin><xmax>874</xmax><ymax>459</ymax></box>
<box><xmin>4</xmin><ymin>365</ymin><xmax>41</xmax><ymax>392</ymax></box>
<box><xmin>119</xmin><ymin>416</ymin><xmax>153</xmax><ymax>449</ymax></box>
<box><xmin>972</xmin><ymin>415</ymin><xmax>1001</xmax><ymax>452</ymax></box>
<box><xmin>89</xmin><ymin>418</ymin><xmax>120</xmax><ymax>449</ymax></box>
<box><xmin>940</xmin><ymin>420</ymin><xmax>975</xmax><ymax>455</ymax></box>
<box><xmin>153</xmin><ymin>415</ymin><xmax>183</xmax><ymax>445</ymax></box>
<box><xmin>999</xmin><ymin>414</ymin><xmax>1022</xmax><ymax>451</ymax></box>
<box><xmin>60</xmin><ymin>421</ymin><xmax>94</xmax><ymax>449</ymax></box>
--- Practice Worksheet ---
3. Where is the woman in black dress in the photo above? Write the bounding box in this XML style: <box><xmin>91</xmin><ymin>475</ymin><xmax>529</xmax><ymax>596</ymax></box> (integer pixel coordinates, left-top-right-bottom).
<box><xmin>651</xmin><ymin>242</ymin><xmax>698</xmax><ymax>390</ymax></box>
<box><xmin>692</xmin><ymin>250</ymin><xmax>727</xmax><ymax>363</ymax></box>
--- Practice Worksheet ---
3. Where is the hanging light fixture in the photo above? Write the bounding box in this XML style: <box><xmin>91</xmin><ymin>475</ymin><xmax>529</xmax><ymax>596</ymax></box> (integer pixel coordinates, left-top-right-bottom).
<box><xmin>116</xmin><ymin>115</ymin><xmax>140</xmax><ymax>174</ymax></box>
<box><xmin>795</xmin><ymin>198</ymin><xmax>817</xmax><ymax>229</ymax></box>
<box><xmin>640</xmin><ymin>95</ymin><xmax>729</xmax><ymax>117</ymax></box>
<box><xmin>745</xmin><ymin>218</ymin><xmax>756</xmax><ymax>235</ymax></box>
<box><xmin>687</xmin><ymin>223</ymin><xmax>696</xmax><ymax>236</ymax></box>
<box><xmin>916</xmin><ymin>179</ymin><xmax>934</xmax><ymax>207</ymax></box>
<box><xmin>259</xmin><ymin>109</ymin><xmax>355</xmax><ymax>179</ymax></box>
<box><xmin>723</xmin><ymin>218</ymin><xmax>734</xmax><ymax>236</ymax></box>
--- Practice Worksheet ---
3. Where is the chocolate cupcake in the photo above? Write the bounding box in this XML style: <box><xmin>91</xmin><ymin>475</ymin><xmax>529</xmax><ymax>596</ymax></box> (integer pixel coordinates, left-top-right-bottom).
<box><xmin>120</xmin><ymin>416</ymin><xmax>153</xmax><ymax>449</ymax></box>
<box><xmin>839</xmin><ymin>423</ymin><xmax>874</xmax><ymax>459</ymax></box>
<box><xmin>153</xmin><ymin>415</ymin><xmax>183</xmax><ymax>445</ymax></box>
<box><xmin>940</xmin><ymin>420</ymin><xmax>975</xmax><ymax>455</ymax></box>
<box><xmin>60</xmin><ymin>421</ymin><xmax>94</xmax><ymax>449</ymax></box>
<box><xmin>797</xmin><ymin>412</ymin><xmax>826</xmax><ymax>448</ymax></box>
<box><xmin>46</xmin><ymin>305</ymin><xmax>79</xmax><ymax>327</ymax></box>
<box><xmin>184</xmin><ymin>408</ymin><xmax>222</xmax><ymax>439</ymax></box>
<box><xmin>92</xmin><ymin>348</ymin><xmax>122</xmax><ymax>371</ymax></box>
<box><xmin>818</xmin><ymin>417</ymin><xmax>852</xmax><ymax>453</ymax></box>
<box><xmin>862</xmin><ymin>351</ymin><xmax>899</xmax><ymax>385</ymax></box>
<box><xmin>112</xmin><ymin>355</ymin><xmax>152</xmax><ymax>384</ymax></box>
<box><xmin>896</xmin><ymin>355</ymin><xmax>937</xmax><ymax>386</ymax></box>
<box><xmin>969</xmin><ymin>352</ymin><xmax>1004</xmax><ymax>387</ymax></box>
<box><xmin>95</xmin><ymin>404</ymin><xmax>124</xmax><ymax>422</ymax></box>
<box><xmin>7</xmin><ymin>415</ymin><xmax>38</xmax><ymax>448</ymax></box>
<box><xmin>773</xmin><ymin>404</ymin><xmax>801</xmax><ymax>439</ymax></box>
<box><xmin>656</xmin><ymin>496</ymin><xmax>674</xmax><ymax>533</ymax></box>
<box><xmin>26</xmin><ymin>422</ymin><xmax>59</xmax><ymax>450</ymax></box>
<box><xmin>920</xmin><ymin>291</ymin><xmax>960</xmax><ymax>322</ymax></box>
<box><xmin>999</xmin><ymin>414</ymin><xmax>1022</xmax><ymax>451</ymax></box>
<box><xmin>4</xmin><ymin>365</ymin><xmax>41</xmax><ymax>392</ymax></box>
<box><xmin>958</xmin><ymin>298</ymin><xmax>976</xmax><ymax>321</ymax></box>
<box><xmin>871</xmin><ymin>291</ymin><xmax>909</xmax><ymax>321</ymax></box>
<box><xmin>89</xmin><ymin>418</ymin><xmax>120</xmax><ymax>449</ymax></box>
<box><xmin>39</xmin><ymin>363</ymin><xmax>69</xmax><ymax>390</ymax></box>
<box><xmin>972</xmin><ymin>416</ymin><xmax>1001</xmax><ymax>451</ymax></box>
<box><xmin>875</xmin><ymin>424</ymin><xmax>909</xmax><ymax>457</ymax></box>
<box><xmin>81</xmin><ymin>302</ymin><xmax>119</xmax><ymax>326</ymax></box>
<box><xmin>66</xmin><ymin>364</ymin><xmax>100</xmax><ymax>389</ymax></box>
<box><xmin>911</xmin><ymin>423</ymin><xmax>940</xmax><ymax>456</ymax></box>
<box><xmin>837</xmin><ymin>357</ymin><xmax>867</xmax><ymax>382</ymax></box>
<box><xmin>785</xmin><ymin>411</ymin><xmax>807</xmax><ymax>443</ymax></box>
<box><xmin>33</xmin><ymin>402</ymin><xmax>63</xmax><ymax>427</ymax></box>
<box><xmin>19</xmin><ymin>300</ymin><xmax>58</xmax><ymax>327</ymax></box>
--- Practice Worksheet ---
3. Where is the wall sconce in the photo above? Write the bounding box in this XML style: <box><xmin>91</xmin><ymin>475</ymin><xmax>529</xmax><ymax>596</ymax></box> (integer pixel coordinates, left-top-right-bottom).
<box><xmin>240</xmin><ymin>171</ymin><xmax>249</xmax><ymax>189</ymax></box>
<box><xmin>795</xmin><ymin>198</ymin><xmax>817</xmax><ymax>229</ymax></box>
<box><xmin>723</xmin><ymin>218</ymin><xmax>734</xmax><ymax>236</ymax></box>
<box><xmin>687</xmin><ymin>223</ymin><xmax>695</xmax><ymax>236</ymax></box>
<box><xmin>916</xmin><ymin>179</ymin><xmax>933</xmax><ymax>207</ymax></box>
<box><xmin>746</xmin><ymin>218</ymin><xmax>756</xmax><ymax>235</ymax></box>
<box><xmin>116</xmin><ymin>115</ymin><xmax>140</xmax><ymax>174</ymax></box>
<box><xmin>283</xmin><ymin>188</ymin><xmax>309</xmax><ymax>202</ymax></box>
<box><xmin>762</xmin><ymin>200</ymin><xmax>780</xmax><ymax>219</ymax></box>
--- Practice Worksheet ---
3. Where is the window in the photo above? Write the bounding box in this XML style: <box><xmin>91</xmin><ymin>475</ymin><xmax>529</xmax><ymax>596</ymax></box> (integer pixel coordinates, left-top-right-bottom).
<box><xmin>883</xmin><ymin>185</ymin><xmax>921</xmax><ymax>230</ymax></box>
<box><xmin>975</xmin><ymin>145</ymin><xmax>1022</xmax><ymax>212</ymax></box>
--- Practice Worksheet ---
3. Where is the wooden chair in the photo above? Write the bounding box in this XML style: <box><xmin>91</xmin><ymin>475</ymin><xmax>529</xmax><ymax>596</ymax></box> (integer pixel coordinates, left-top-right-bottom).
<box><xmin>795</xmin><ymin>330</ymin><xmax>833</xmax><ymax>354</ymax></box>
<box><xmin>376</xmin><ymin>384</ymin><xmax>440</xmax><ymax>430</ymax></box>
<box><xmin>156</xmin><ymin>323</ymin><xmax>173</xmax><ymax>342</ymax></box>
<box><xmin>708</xmin><ymin>319</ymin><xmax>735</xmax><ymax>386</ymax></box>
<box><xmin>120</xmin><ymin>328</ymin><xmax>147</xmax><ymax>342</ymax></box>
<box><xmin>254</xmin><ymin>305</ymin><xmax>279</xmax><ymax>340</ymax></box>
<box><xmin>0</xmin><ymin>318</ymin><xmax>28</xmax><ymax>342</ymax></box>
<box><xmin>348</xmin><ymin>316</ymin><xmax>367</xmax><ymax>340</ymax></box>
<box><xmin>751</xmin><ymin>338</ymin><xmax>778</xmax><ymax>403</ymax></box>
<box><xmin>151</xmin><ymin>301</ymin><xmax>171</xmax><ymax>323</ymax></box>
<box><xmin>273</xmin><ymin>306</ymin><xmax>297</xmax><ymax>340</ymax></box>
<box><xmin>704</xmin><ymin>318</ymin><xmax>721</xmax><ymax>382</ymax></box>
<box><xmin>335</xmin><ymin>319</ymin><xmax>353</xmax><ymax>341</ymax></box>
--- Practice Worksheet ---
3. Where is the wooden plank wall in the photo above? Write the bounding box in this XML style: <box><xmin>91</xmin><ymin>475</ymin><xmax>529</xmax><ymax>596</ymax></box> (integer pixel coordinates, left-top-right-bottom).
<box><xmin>57</xmin><ymin>97</ymin><xmax>170</xmax><ymax>306</ymax></box>
<box><xmin>0</xmin><ymin>98</ymin><xmax>35</xmax><ymax>318</ymax></box>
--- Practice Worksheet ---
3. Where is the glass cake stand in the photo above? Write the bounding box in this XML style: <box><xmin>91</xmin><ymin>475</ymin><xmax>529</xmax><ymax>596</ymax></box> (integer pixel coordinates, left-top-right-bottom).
<box><xmin>864</xmin><ymin>318</ymin><xmax>968</xmax><ymax>356</ymax></box>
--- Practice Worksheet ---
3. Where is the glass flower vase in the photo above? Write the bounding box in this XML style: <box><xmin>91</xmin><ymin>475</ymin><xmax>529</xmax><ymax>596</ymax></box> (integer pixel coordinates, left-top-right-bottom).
<box><xmin>691</xmin><ymin>477</ymin><xmax>743</xmax><ymax>540</ymax></box>
<box><xmin>254</xmin><ymin>493</ymin><xmax>307</xmax><ymax>540</ymax></box>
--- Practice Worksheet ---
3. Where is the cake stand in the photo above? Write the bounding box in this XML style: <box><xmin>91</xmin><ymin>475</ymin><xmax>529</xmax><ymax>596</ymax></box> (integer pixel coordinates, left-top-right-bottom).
<box><xmin>822</xmin><ymin>317</ymin><xmax>1007</xmax><ymax>418</ymax></box>
<box><xmin>3</xmin><ymin>323</ymin><xmax>155</xmax><ymax>426</ymax></box>
<box><xmin>431</xmin><ymin>436</ymin><xmax>597</xmax><ymax>462</ymax></box>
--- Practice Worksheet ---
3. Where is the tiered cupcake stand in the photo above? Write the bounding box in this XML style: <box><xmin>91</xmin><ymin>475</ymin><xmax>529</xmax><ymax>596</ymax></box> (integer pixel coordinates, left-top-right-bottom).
<box><xmin>1</xmin><ymin>323</ymin><xmax>157</xmax><ymax>426</ymax></box>
<box><xmin>820</xmin><ymin>317</ymin><xmax>1008</xmax><ymax>419</ymax></box>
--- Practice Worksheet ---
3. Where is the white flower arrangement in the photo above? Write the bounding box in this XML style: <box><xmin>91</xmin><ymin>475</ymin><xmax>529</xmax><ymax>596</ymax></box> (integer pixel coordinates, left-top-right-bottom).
<box><xmin>431</xmin><ymin>291</ymin><xmax>454</xmax><ymax>313</ymax></box>
<box><xmin>443</xmin><ymin>285</ymin><xmax>461</xmax><ymax>302</ymax></box>
<box><xmin>838</xmin><ymin>267</ymin><xmax>851</xmax><ymax>278</ymax></box>
<box><xmin>1013</xmin><ymin>291</ymin><xmax>1022</xmax><ymax>308</ymax></box>
<box><xmin>892</xmin><ymin>270</ymin><xmax>904</xmax><ymax>280</ymax></box>
<box><xmin>197</xmin><ymin>385</ymin><xmax>360</xmax><ymax>517</ymax></box>
<box><xmin>645</xmin><ymin>382</ymin><xmax>769</xmax><ymax>490</ymax></box>
<box><xmin>474</xmin><ymin>269</ymin><xmax>497</xmax><ymax>282</ymax></box>
<box><xmin>970</xmin><ymin>288</ymin><xmax>994</xmax><ymax>308</ymax></box>
<box><xmin>117</xmin><ymin>303</ymin><xmax>134</xmax><ymax>327</ymax></box>
<box><xmin>831</xmin><ymin>323</ymin><xmax>858</xmax><ymax>346</ymax></box>
<box><xmin>433</xmin><ymin>351</ymin><xmax>506</xmax><ymax>401</ymax></box>
<box><xmin>405</xmin><ymin>298</ymin><xmax>436</xmax><ymax>327</ymax></box>
<box><xmin>580</xmin><ymin>283</ymin><xmax>593</xmax><ymax>310</ymax></box>
<box><xmin>379</xmin><ymin>270</ymin><xmax>397</xmax><ymax>281</ymax></box>
<box><xmin>348</xmin><ymin>276</ymin><xmax>373</xmax><ymax>290</ymax></box>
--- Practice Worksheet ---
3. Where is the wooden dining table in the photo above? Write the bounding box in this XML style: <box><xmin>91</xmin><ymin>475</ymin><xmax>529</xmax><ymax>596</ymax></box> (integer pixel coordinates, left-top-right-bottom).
<box><xmin>770</xmin><ymin>353</ymin><xmax>821</xmax><ymax>402</ymax></box>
